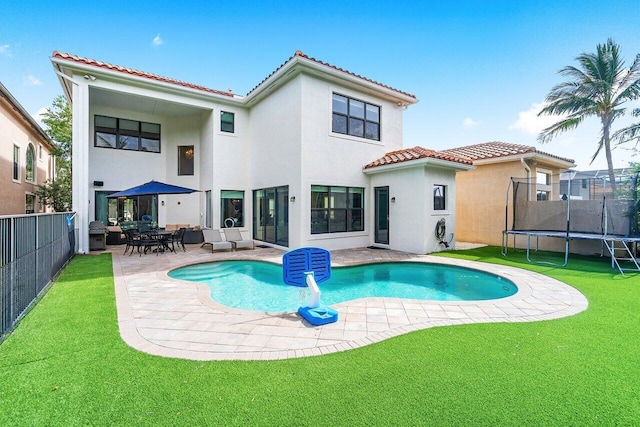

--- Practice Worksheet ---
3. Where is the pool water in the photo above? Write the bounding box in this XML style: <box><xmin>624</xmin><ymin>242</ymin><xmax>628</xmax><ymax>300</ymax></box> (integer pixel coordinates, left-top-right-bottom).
<box><xmin>168</xmin><ymin>261</ymin><xmax>517</xmax><ymax>312</ymax></box>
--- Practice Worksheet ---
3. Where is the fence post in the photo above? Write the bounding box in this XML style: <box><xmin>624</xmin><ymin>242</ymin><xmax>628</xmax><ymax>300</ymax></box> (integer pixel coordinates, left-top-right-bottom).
<box><xmin>9</xmin><ymin>216</ymin><xmax>15</xmax><ymax>334</ymax></box>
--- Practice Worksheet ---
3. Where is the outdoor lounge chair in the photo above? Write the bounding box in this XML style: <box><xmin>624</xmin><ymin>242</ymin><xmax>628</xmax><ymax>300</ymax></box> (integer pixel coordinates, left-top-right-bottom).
<box><xmin>223</xmin><ymin>228</ymin><xmax>254</xmax><ymax>250</ymax></box>
<box><xmin>201</xmin><ymin>229</ymin><xmax>233</xmax><ymax>253</ymax></box>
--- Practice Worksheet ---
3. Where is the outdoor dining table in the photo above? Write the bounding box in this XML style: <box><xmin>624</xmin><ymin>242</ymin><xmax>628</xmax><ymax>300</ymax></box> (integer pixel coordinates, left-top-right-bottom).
<box><xmin>141</xmin><ymin>230</ymin><xmax>174</xmax><ymax>254</ymax></box>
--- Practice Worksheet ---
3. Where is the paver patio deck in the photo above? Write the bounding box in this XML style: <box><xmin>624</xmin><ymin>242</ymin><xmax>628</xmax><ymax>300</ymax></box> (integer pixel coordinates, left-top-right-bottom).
<box><xmin>109</xmin><ymin>244</ymin><xmax>588</xmax><ymax>361</ymax></box>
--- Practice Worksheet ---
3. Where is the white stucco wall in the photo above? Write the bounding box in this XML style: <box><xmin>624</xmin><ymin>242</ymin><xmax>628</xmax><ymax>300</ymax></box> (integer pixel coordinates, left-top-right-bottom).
<box><xmin>249</xmin><ymin>76</ymin><xmax>303</xmax><ymax>246</ymax></box>
<box><xmin>423</xmin><ymin>166</ymin><xmax>458</xmax><ymax>253</ymax></box>
<box><xmin>367</xmin><ymin>164</ymin><xmax>460</xmax><ymax>254</ymax></box>
<box><xmin>211</xmin><ymin>105</ymin><xmax>251</xmax><ymax>231</ymax></box>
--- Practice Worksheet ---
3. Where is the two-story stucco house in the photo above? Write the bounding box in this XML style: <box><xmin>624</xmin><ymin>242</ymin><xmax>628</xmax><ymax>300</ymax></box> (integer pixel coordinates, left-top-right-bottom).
<box><xmin>52</xmin><ymin>51</ymin><xmax>473</xmax><ymax>254</ymax></box>
<box><xmin>1</xmin><ymin>82</ymin><xmax>56</xmax><ymax>215</ymax></box>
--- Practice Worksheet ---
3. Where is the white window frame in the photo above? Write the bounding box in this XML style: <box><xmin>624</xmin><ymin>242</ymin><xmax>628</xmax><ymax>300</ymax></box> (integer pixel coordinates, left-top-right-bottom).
<box><xmin>25</xmin><ymin>143</ymin><xmax>36</xmax><ymax>183</ymax></box>
<box><xmin>12</xmin><ymin>144</ymin><xmax>20</xmax><ymax>182</ymax></box>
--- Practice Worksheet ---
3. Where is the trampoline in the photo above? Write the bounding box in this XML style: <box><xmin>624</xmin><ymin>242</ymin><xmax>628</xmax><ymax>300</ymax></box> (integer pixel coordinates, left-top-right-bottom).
<box><xmin>501</xmin><ymin>172</ymin><xmax>640</xmax><ymax>274</ymax></box>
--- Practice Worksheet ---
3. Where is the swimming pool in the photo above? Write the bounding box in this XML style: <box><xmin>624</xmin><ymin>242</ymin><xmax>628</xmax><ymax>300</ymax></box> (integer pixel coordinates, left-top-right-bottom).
<box><xmin>168</xmin><ymin>260</ymin><xmax>518</xmax><ymax>312</ymax></box>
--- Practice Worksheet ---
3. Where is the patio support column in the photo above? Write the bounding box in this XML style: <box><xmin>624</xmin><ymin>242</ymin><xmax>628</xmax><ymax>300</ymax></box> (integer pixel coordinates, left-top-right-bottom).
<box><xmin>72</xmin><ymin>79</ymin><xmax>90</xmax><ymax>253</ymax></box>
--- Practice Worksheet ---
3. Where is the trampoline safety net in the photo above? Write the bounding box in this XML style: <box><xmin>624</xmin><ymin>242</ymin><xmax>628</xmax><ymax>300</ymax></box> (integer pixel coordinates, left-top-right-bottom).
<box><xmin>509</xmin><ymin>173</ymin><xmax>639</xmax><ymax>237</ymax></box>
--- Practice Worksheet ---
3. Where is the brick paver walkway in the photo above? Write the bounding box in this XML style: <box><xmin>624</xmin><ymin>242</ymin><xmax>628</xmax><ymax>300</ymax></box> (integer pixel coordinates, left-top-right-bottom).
<box><xmin>109</xmin><ymin>244</ymin><xmax>588</xmax><ymax>360</ymax></box>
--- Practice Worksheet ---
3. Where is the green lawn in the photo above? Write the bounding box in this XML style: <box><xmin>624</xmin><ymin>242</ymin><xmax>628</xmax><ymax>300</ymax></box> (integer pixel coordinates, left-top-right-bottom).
<box><xmin>1</xmin><ymin>248</ymin><xmax>639</xmax><ymax>426</ymax></box>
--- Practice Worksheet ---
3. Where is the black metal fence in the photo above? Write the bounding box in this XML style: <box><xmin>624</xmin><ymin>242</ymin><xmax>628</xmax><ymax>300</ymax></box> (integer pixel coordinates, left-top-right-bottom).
<box><xmin>0</xmin><ymin>212</ymin><xmax>76</xmax><ymax>341</ymax></box>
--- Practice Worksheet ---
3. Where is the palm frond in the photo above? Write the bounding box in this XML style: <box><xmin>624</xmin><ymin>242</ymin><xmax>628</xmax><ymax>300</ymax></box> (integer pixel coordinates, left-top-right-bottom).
<box><xmin>538</xmin><ymin>38</ymin><xmax>640</xmax><ymax>168</ymax></box>
<box><xmin>537</xmin><ymin>115</ymin><xmax>584</xmax><ymax>144</ymax></box>
<box><xmin>612</xmin><ymin>122</ymin><xmax>640</xmax><ymax>144</ymax></box>
<box><xmin>589</xmin><ymin>136</ymin><xmax>605</xmax><ymax>164</ymax></box>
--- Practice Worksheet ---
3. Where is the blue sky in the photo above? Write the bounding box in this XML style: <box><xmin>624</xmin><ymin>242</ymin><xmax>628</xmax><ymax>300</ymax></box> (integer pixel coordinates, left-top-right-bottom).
<box><xmin>2</xmin><ymin>0</ymin><xmax>639</xmax><ymax>170</ymax></box>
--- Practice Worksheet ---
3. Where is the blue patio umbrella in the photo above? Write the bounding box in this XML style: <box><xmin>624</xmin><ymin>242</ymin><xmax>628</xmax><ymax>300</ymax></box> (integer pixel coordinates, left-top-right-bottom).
<box><xmin>106</xmin><ymin>180</ymin><xmax>199</xmax><ymax>198</ymax></box>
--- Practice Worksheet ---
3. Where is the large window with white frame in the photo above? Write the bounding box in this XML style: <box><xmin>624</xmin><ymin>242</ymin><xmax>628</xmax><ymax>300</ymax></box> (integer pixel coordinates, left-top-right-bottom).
<box><xmin>332</xmin><ymin>93</ymin><xmax>380</xmax><ymax>141</ymax></box>
<box><xmin>94</xmin><ymin>115</ymin><xmax>161</xmax><ymax>153</ymax></box>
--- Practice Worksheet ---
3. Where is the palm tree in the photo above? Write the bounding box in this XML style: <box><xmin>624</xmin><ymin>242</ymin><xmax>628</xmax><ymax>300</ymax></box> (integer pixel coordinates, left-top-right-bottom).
<box><xmin>538</xmin><ymin>38</ymin><xmax>640</xmax><ymax>193</ymax></box>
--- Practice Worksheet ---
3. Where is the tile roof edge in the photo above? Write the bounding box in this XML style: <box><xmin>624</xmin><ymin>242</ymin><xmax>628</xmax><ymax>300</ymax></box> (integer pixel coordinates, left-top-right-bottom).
<box><xmin>442</xmin><ymin>141</ymin><xmax>574</xmax><ymax>164</ymax></box>
<box><xmin>247</xmin><ymin>50</ymin><xmax>417</xmax><ymax>99</ymax></box>
<box><xmin>0</xmin><ymin>82</ymin><xmax>54</xmax><ymax>146</ymax></box>
<box><xmin>364</xmin><ymin>146</ymin><xmax>473</xmax><ymax>170</ymax></box>
<box><xmin>51</xmin><ymin>51</ymin><xmax>237</xmax><ymax>98</ymax></box>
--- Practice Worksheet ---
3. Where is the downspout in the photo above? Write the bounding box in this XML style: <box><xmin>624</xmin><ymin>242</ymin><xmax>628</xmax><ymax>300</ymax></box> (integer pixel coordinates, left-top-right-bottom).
<box><xmin>521</xmin><ymin>157</ymin><xmax>531</xmax><ymax>201</ymax></box>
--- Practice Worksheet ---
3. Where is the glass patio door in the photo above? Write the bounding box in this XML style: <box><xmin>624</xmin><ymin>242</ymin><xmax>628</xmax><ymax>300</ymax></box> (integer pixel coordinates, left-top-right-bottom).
<box><xmin>375</xmin><ymin>186</ymin><xmax>389</xmax><ymax>244</ymax></box>
<box><xmin>253</xmin><ymin>186</ymin><xmax>288</xmax><ymax>247</ymax></box>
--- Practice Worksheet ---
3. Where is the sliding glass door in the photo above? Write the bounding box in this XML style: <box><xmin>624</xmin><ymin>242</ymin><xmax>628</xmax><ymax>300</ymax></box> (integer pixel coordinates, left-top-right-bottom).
<box><xmin>95</xmin><ymin>191</ymin><xmax>157</xmax><ymax>229</ymax></box>
<box><xmin>253</xmin><ymin>186</ymin><xmax>288</xmax><ymax>247</ymax></box>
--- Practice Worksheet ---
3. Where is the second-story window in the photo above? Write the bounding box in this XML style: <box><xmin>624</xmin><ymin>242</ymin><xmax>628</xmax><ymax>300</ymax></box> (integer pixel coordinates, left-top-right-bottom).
<box><xmin>95</xmin><ymin>115</ymin><xmax>161</xmax><ymax>153</ymax></box>
<box><xmin>13</xmin><ymin>145</ymin><xmax>20</xmax><ymax>181</ymax></box>
<box><xmin>221</xmin><ymin>111</ymin><xmax>235</xmax><ymax>133</ymax></box>
<box><xmin>332</xmin><ymin>93</ymin><xmax>380</xmax><ymax>141</ymax></box>
<box><xmin>25</xmin><ymin>144</ymin><xmax>35</xmax><ymax>182</ymax></box>
<box><xmin>178</xmin><ymin>145</ymin><xmax>194</xmax><ymax>176</ymax></box>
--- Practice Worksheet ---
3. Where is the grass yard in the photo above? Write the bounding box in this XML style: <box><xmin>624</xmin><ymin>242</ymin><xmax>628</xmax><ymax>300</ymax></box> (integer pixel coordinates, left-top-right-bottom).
<box><xmin>0</xmin><ymin>247</ymin><xmax>639</xmax><ymax>426</ymax></box>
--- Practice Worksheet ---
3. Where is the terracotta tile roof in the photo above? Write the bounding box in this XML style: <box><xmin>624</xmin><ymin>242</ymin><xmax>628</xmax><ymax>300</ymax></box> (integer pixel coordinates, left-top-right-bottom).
<box><xmin>364</xmin><ymin>146</ymin><xmax>473</xmax><ymax>169</ymax></box>
<box><xmin>248</xmin><ymin>50</ymin><xmax>417</xmax><ymax>99</ymax></box>
<box><xmin>52</xmin><ymin>51</ymin><xmax>235</xmax><ymax>98</ymax></box>
<box><xmin>441</xmin><ymin>141</ymin><xmax>575</xmax><ymax>164</ymax></box>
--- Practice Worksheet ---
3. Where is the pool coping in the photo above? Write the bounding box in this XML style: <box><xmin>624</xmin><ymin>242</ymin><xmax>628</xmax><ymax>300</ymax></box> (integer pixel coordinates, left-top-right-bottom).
<box><xmin>111</xmin><ymin>246</ymin><xmax>588</xmax><ymax>361</ymax></box>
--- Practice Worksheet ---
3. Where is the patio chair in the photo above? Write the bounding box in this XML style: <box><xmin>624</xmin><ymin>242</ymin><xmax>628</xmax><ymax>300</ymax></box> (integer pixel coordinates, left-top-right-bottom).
<box><xmin>201</xmin><ymin>229</ymin><xmax>233</xmax><ymax>253</ymax></box>
<box><xmin>124</xmin><ymin>230</ymin><xmax>156</xmax><ymax>256</ymax></box>
<box><xmin>169</xmin><ymin>227</ymin><xmax>187</xmax><ymax>252</ymax></box>
<box><xmin>123</xmin><ymin>229</ymin><xmax>143</xmax><ymax>255</ymax></box>
<box><xmin>223</xmin><ymin>228</ymin><xmax>254</xmax><ymax>250</ymax></box>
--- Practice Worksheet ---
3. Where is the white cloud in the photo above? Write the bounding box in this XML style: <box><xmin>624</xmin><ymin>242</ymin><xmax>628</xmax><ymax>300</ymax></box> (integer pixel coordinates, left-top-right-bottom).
<box><xmin>0</xmin><ymin>44</ymin><xmax>10</xmax><ymax>56</ymax></box>
<box><xmin>462</xmin><ymin>117</ymin><xmax>480</xmax><ymax>129</ymax></box>
<box><xmin>25</xmin><ymin>75</ymin><xmax>42</xmax><ymax>86</ymax></box>
<box><xmin>35</xmin><ymin>107</ymin><xmax>48</xmax><ymax>122</ymax></box>
<box><xmin>152</xmin><ymin>34</ymin><xmax>163</xmax><ymax>46</ymax></box>
<box><xmin>509</xmin><ymin>102</ymin><xmax>566</xmax><ymax>135</ymax></box>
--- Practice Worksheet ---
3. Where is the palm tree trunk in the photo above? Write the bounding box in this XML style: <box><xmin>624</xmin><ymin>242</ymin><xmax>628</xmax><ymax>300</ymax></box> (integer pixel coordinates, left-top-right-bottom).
<box><xmin>603</xmin><ymin>120</ymin><xmax>617</xmax><ymax>194</ymax></box>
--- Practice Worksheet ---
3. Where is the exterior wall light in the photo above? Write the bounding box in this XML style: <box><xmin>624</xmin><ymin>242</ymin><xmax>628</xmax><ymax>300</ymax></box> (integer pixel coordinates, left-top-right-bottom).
<box><xmin>290</xmin><ymin>196</ymin><xmax>295</xmax><ymax>202</ymax></box>
<box><xmin>391</xmin><ymin>197</ymin><xmax>396</xmax><ymax>203</ymax></box>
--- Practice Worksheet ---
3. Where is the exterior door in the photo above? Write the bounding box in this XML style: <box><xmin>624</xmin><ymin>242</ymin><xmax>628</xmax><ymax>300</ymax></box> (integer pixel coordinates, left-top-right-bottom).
<box><xmin>253</xmin><ymin>186</ymin><xmax>289</xmax><ymax>247</ymax></box>
<box><xmin>375</xmin><ymin>186</ymin><xmax>389</xmax><ymax>244</ymax></box>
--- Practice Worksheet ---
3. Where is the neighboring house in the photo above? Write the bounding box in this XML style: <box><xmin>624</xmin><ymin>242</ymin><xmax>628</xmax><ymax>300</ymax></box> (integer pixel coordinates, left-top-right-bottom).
<box><xmin>51</xmin><ymin>51</ymin><xmax>473</xmax><ymax>254</ymax></box>
<box><xmin>441</xmin><ymin>142</ymin><xmax>575</xmax><ymax>246</ymax></box>
<box><xmin>0</xmin><ymin>82</ymin><xmax>56</xmax><ymax>215</ymax></box>
<box><xmin>560</xmin><ymin>168</ymin><xmax>636</xmax><ymax>200</ymax></box>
